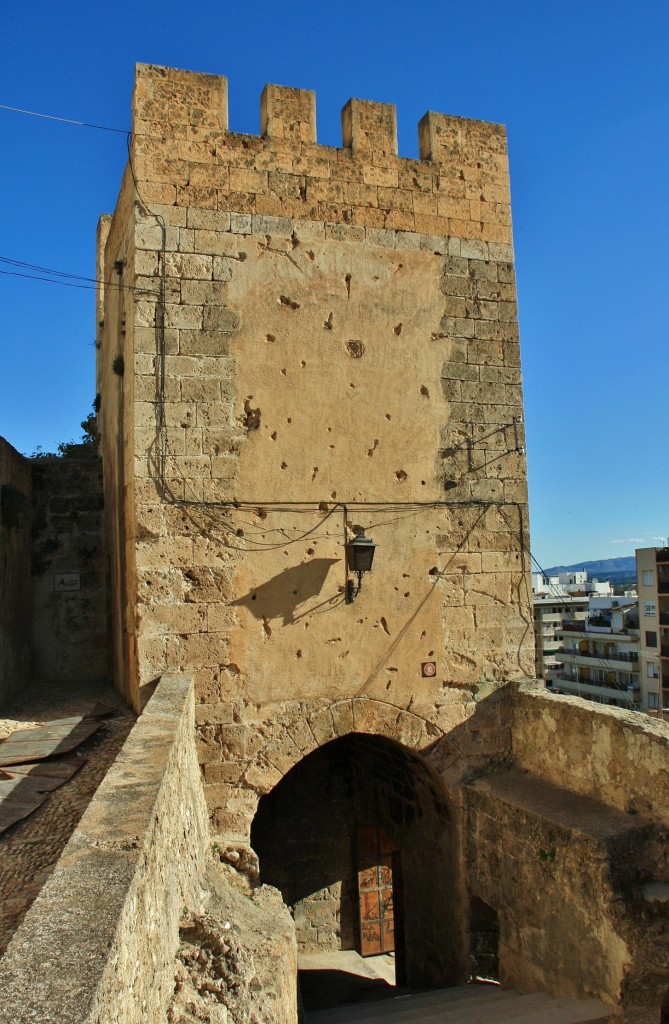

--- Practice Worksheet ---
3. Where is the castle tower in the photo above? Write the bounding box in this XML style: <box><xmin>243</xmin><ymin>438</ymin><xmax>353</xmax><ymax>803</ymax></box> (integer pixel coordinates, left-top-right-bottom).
<box><xmin>97</xmin><ymin>63</ymin><xmax>533</xmax><ymax>984</ymax></box>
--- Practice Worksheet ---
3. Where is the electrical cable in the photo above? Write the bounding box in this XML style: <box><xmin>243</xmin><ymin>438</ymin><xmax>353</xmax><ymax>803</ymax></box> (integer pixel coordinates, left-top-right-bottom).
<box><xmin>0</xmin><ymin>266</ymin><xmax>150</xmax><ymax>295</ymax></box>
<box><xmin>0</xmin><ymin>103</ymin><xmax>127</xmax><ymax>134</ymax></box>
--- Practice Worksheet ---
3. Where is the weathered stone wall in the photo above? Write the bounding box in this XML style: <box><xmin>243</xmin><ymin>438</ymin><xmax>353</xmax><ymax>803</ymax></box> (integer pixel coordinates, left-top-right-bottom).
<box><xmin>512</xmin><ymin>685</ymin><xmax>669</xmax><ymax>826</ymax></box>
<box><xmin>0</xmin><ymin>437</ymin><xmax>32</xmax><ymax>706</ymax></box>
<box><xmin>30</xmin><ymin>452</ymin><xmax>111</xmax><ymax>683</ymax></box>
<box><xmin>500</xmin><ymin>688</ymin><xmax>669</xmax><ymax>1011</ymax></box>
<box><xmin>464</xmin><ymin>767</ymin><xmax>657</xmax><ymax>1006</ymax></box>
<box><xmin>96</xmin><ymin>203</ymin><xmax>138</xmax><ymax>707</ymax></box>
<box><xmin>97</xmin><ymin>63</ymin><xmax>534</xmax><ymax>840</ymax></box>
<box><xmin>0</xmin><ymin>674</ymin><xmax>211</xmax><ymax>1024</ymax></box>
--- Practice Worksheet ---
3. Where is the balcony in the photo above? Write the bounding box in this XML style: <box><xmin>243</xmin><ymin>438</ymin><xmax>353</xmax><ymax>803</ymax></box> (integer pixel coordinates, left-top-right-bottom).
<box><xmin>558</xmin><ymin>647</ymin><xmax>638</xmax><ymax>665</ymax></box>
<box><xmin>554</xmin><ymin>675</ymin><xmax>640</xmax><ymax>705</ymax></box>
<box><xmin>658</xmin><ymin>581</ymin><xmax>669</xmax><ymax>595</ymax></box>
<box><xmin>655</xmin><ymin>548</ymin><xmax>669</xmax><ymax>564</ymax></box>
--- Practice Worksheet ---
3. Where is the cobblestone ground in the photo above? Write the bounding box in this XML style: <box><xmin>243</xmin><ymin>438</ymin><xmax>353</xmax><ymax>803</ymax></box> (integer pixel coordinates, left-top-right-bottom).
<box><xmin>0</xmin><ymin>679</ymin><xmax>135</xmax><ymax>955</ymax></box>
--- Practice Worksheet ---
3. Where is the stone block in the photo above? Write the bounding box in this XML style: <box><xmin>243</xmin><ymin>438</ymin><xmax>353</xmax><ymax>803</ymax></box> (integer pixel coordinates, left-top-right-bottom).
<box><xmin>229</xmin><ymin>166</ymin><xmax>268</xmax><ymax>194</ymax></box>
<box><xmin>351</xmin><ymin>206</ymin><xmax>386</xmax><ymax>228</ymax></box>
<box><xmin>342</xmin><ymin>98</ymin><xmax>397</xmax><ymax>157</ymax></box>
<box><xmin>261</xmin><ymin>84</ymin><xmax>317</xmax><ymax>144</ymax></box>
<box><xmin>163</xmin><ymin>303</ymin><xmax>203</xmax><ymax>330</ymax></box>
<box><xmin>363</xmin><ymin>163</ymin><xmax>399</xmax><ymax>188</ymax></box>
<box><xmin>251</xmin><ymin>214</ymin><xmax>293</xmax><ymax>238</ymax></box>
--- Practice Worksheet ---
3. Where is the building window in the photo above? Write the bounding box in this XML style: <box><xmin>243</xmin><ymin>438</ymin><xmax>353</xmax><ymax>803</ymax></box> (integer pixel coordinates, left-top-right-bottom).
<box><xmin>646</xmin><ymin>631</ymin><xmax>658</xmax><ymax>648</ymax></box>
<box><xmin>648</xmin><ymin>692</ymin><xmax>659</xmax><ymax>710</ymax></box>
<box><xmin>644</xmin><ymin>601</ymin><xmax>656</xmax><ymax>617</ymax></box>
<box><xmin>642</xmin><ymin>569</ymin><xmax>654</xmax><ymax>587</ymax></box>
<box><xmin>647</xmin><ymin>663</ymin><xmax>660</xmax><ymax>679</ymax></box>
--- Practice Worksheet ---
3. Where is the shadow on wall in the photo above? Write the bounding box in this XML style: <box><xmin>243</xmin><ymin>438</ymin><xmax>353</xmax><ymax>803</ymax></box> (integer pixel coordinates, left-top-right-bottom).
<box><xmin>231</xmin><ymin>558</ymin><xmax>342</xmax><ymax>626</ymax></box>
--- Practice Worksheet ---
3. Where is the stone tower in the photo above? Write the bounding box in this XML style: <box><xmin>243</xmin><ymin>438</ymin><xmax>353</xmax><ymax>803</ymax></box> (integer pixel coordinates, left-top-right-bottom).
<box><xmin>97</xmin><ymin>63</ymin><xmax>534</xmax><ymax>986</ymax></box>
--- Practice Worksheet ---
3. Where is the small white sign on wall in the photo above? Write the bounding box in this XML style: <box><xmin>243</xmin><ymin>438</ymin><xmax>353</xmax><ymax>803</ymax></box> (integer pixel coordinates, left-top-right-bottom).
<box><xmin>54</xmin><ymin>573</ymin><xmax>80</xmax><ymax>592</ymax></box>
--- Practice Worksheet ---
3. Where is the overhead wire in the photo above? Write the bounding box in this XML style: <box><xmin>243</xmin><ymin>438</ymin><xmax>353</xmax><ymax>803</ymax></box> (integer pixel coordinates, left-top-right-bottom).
<box><xmin>0</xmin><ymin>260</ymin><xmax>151</xmax><ymax>295</ymax></box>
<box><xmin>0</xmin><ymin>102</ymin><xmax>127</xmax><ymax>134</ymax></box>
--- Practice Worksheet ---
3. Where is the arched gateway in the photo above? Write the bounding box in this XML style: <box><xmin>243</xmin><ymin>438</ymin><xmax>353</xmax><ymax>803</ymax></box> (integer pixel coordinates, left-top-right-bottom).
<box><xmin>251</xmin><ymin>732</ymin><xmax>462</xmax><ymax>990</ymax></box>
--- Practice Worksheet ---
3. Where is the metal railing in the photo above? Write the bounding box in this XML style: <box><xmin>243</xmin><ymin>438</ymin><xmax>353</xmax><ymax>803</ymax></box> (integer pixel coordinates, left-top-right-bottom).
<box><xmin>558</xmin><ymin>647</ymin><xmax>638</xmax><ymax>663</ymax></box>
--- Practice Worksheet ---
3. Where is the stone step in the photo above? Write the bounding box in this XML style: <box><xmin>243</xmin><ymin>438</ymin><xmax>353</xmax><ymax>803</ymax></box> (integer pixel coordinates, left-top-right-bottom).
<box><xmin>305</xmin><ymin>983</ymin><xmax>512</xmax><ymax>1022</ymax></box>
<box><xmin>305</xmin><ymin>985</ymin><xmax>611</xmax><ymax>1024</ymax></box>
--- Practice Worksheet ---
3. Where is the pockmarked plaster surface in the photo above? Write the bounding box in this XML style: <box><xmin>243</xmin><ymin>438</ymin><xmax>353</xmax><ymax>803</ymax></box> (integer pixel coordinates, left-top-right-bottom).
<box><xmin>96</xmin><ymin>64</ymin><xmax>534</xmax><ymax>841</ymax></box>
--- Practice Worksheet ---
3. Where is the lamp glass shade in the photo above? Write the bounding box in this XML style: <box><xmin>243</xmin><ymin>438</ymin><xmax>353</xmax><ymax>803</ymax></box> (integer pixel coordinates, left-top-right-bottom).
<box><xmin>346</xmin><ymin>536</ymin><xmax>376</xmax><ymax>574</ymax></box>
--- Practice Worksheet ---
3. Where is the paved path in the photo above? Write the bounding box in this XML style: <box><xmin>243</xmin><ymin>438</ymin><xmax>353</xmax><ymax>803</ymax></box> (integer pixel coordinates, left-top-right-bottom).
<box><xmin>0</xmin><ymin>678</ymin><xmax>134</xmax><ymax>955</ymax></box>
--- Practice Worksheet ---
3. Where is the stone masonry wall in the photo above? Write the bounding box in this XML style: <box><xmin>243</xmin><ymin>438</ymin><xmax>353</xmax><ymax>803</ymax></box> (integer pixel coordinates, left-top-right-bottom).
<box><xmin>30</xmin><ymin>452</ymin><xmax>111</xmax><ymax>683</ymax></box>
<box><xmin>464</xmin><ymin>769</ymin><xmax>652</xmax><ymax>1006</ymax></box>
<box><xmin>0</xmin><ymin>674</ymin><xmax>211</xmax><ymax>1024</ymax></box>
<box><xmin>97</xmin><ymin>62</ymin><xmax>534</xmax><ymax>838</ymax></box>
<box><xmin>0</xmin><ymin>437</ymin><xmax>32</xmax><ymax>706</ymax></box>
<box><xmin>512</xmin><ymin>684</ymin><xmax>669</xmax><ymax>827</ymax></box>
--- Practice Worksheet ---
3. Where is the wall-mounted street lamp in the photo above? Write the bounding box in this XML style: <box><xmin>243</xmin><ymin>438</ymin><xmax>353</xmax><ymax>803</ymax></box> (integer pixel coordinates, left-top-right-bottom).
<box><xmin>345</xmin><ymin>535</ymin><xmax>377</xmax><ymax>603</ymax></box>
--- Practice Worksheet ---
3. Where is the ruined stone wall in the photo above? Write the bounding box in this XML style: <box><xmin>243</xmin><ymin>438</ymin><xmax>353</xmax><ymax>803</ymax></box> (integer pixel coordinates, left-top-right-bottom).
<box><xmin>30</xmin><ymin>452</ymin><xmax>111</xmax><ymax>683</ymax></box>
<box><xmin>0</xmin><ymin>437</ymin><xmax>32</xmax><ymax>706</ymax></box>
<box><xmin>97</xmin><ymin>62</ymin><xmax>533</xmax><ymax>838</ymax></box>
<box><xmin>0</xmin><ymin>674</ymin><xmax>211</xmax><ymax>1024</ymax></box>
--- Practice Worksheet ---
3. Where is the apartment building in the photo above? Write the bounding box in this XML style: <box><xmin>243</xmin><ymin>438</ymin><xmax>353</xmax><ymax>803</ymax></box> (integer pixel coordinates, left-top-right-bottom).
<box><xmin>533</xmin><ymin>593</ymin><xmax>588</xmax><ymax>684</ymax></box>
<box><xmin>554</xmin><ymin>596</ymin><xmax>640</xmax><ymax>710</ymax></box>
<box><xmin>635</xmin><ymin>546</ymin><xmax>669</xmax><ymax>715</ymax></box>
<box><xmin>532</xmin><ymin>572</ymin><xmax>611</xmax><ymax>686</ymax></box>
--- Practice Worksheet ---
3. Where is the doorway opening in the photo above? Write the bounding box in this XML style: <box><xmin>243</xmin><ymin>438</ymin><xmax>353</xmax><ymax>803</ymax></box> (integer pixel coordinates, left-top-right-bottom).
<box><xmin>469</xmin><ymin>896</ymin><xmax>500</xmax><ymax>984</ymax></box>
<box><xmin>251</xmin><ymin>731</ymin><xmax>460</xmax><ymax>1001</ymax></box>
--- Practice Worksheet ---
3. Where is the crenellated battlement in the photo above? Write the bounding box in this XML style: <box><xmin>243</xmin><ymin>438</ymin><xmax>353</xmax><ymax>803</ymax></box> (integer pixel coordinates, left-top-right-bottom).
<box><xmin>131</xmin><ymin>63</ymin><xmax>511</xmax><ymax>244</ymax></box>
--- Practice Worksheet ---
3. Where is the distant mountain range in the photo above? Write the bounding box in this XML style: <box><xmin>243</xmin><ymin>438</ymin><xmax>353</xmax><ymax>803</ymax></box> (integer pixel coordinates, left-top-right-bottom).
<box><xmin>543</xmin><ymin>556</ymin><xmax>636</xmax><ymax>581</ymax></box>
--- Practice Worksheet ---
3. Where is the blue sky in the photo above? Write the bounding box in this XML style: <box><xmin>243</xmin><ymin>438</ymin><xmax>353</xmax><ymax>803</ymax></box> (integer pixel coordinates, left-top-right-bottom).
<box><xmin>1</xmin><ymin>0</ymin><xmax>667</xmax><ymax>568</ymax></box>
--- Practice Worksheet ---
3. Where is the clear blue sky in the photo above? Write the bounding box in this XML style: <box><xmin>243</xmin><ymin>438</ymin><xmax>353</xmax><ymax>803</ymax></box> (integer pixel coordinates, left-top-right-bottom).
<box><xmin>1</xmin><ymin>0</ymin><xmax>667</xmax><ymax>568</ymax></box>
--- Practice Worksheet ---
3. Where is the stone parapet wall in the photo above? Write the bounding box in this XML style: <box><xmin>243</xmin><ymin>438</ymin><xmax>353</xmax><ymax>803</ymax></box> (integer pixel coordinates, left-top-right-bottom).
<box><xmin>0</xmin><ymin>674</ymin><xmax>210</xmax><ymax>1024</ymax></box>
<box><xmin>512</xmin><ymin>684</ymin><xmax>669</xmax><ymax>826</ymax></box>
<box><xmin>464</xmin><ymin>766</ymin><xmax>656</xmax><ymax>1007</ymax></box>
<box><xmin>130</xmin><ymin>63</ymin><xmax>512</xmax><ymax>244</ymax></box>
<box><xmin>0</xmin><ymin>438</ymin><xmax>32</xmax><ymax>706</ymax></box>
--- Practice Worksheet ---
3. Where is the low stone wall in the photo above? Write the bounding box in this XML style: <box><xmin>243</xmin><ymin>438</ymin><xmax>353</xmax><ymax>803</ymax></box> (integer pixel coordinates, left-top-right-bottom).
<box><xmin>512</xmin><ymin>683</ymin><xmax>669</xmax><ymax>826</ymax></box>
<box><xmin>0</xmin><ymin>438</ymin><xmax>32</xmax><ymax>706</ymax></box>
<box><xmin>0</xmin><ymin>673</ymin><xmax>210</xmax><ymax>1024</ymax></box>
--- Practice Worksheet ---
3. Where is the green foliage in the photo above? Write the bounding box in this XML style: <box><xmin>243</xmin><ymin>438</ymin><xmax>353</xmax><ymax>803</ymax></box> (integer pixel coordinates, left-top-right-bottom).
<box><xmin>30</xmin><ymin>403</ymin><xmax>99</xmax><ymax>460</ymax></box>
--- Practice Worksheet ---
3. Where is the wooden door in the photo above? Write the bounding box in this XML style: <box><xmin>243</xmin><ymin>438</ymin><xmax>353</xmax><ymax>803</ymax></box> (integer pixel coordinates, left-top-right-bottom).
<box><xmin>356</xmin><ymin>825</ymin><xmax>400</xmax><ymax>957</ymax></box>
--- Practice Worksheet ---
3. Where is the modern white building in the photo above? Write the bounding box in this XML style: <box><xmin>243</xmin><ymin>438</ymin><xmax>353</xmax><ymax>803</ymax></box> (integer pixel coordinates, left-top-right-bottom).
<box><xmin>635</xmin><ymin>546</ymin><xmax>669</xmax><ymax>716</ymax></box>
<box><xmin>532</xmin><ymin>571</ymin><xmax>643</xmax><ymax>709</ymax></box>
<box><xmin>531</xmin><ymin>572</ymin><xmax>613</xmax><ymax>597</ymax></box>
<box><xmin>554</xmin><ymin>596</ymin><xmax>640</xmax><ymax>710</ymax></box>
<box><xmin>533</xmin><ymin>593</ymin><xmax>588</xmax><ymax>684</ymax></box>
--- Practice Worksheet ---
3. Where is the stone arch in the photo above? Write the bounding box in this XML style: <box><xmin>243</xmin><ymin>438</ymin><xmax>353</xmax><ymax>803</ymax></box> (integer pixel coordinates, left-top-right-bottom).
<box><xmin>240</xmin><ymin>695</ymin><xmax>448</xmax><ymax>797</ymax></box>
<box><xmin>250</xmin><ymin>729</ymin><xmax>465</xmax><ymax>990</ymax></box>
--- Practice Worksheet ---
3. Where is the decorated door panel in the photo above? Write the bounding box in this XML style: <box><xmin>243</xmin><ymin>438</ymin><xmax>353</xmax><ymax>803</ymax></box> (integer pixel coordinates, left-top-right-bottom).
<box><xmin>356</xmin><ymin>825</ymin><xmax>401</xmax><ymax>957</ymax></box>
